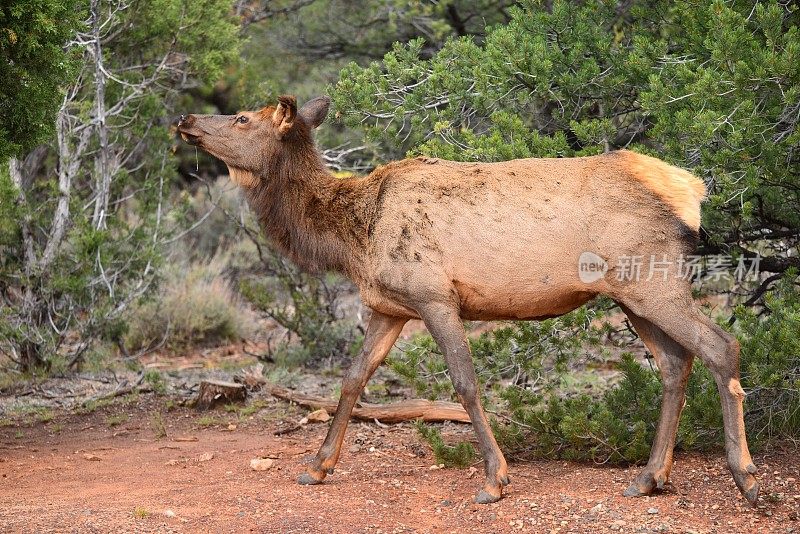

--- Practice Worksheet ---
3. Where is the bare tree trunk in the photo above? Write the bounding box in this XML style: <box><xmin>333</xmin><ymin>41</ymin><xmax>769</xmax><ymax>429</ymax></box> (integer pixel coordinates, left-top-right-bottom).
<box><xmin>2</xmin><ymin>0</ymin><xmax>209</xmax><ymax>372</ymax></box>
<box><xmin>8</xmin><ymin>96</ymin><xmax>88</xmax><ymax>372</ymax></box>
<box><xmin>8</xmin><ymin>159</ymin><xmax>45</xmax><ymax>371</ymax></box>
<box><xmin>91</xmin><ymin>0</ymin><xmax>112</xmax><ymax>230</ymax></box>
<box><xmin>41</xmin><ymin>109</ymin><xmax>79</xmax><ymax>270</ymax></box>
<box><xmin>8</xmin><ymin>158</ymin><xmax>37</xmax><ymax>270</ymax></box>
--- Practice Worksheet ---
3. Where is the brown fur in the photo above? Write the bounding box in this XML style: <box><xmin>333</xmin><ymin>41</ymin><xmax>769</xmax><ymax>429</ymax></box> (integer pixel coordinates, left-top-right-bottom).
<box><xmin>228</xmin><ymin>167</ymin><xmax>260</xmax><ymax>188</ymax></box>
<box><xmin>177</xmin><ymin>96</ymin><xmax>758</xmax><ymax>506</ymax></box>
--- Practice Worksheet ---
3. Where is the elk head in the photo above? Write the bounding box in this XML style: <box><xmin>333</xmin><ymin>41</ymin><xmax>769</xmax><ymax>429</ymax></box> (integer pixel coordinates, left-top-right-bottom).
<box><xmin>177</xmin><ymin>95</ymin><xmax>330</xmax><ymax>188</ymax></box>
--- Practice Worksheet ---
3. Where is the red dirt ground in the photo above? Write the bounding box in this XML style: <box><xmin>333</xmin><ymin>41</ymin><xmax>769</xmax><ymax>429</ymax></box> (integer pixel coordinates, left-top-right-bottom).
<box><xmin>0</xmin><ymin>396</ymin><xmax>798</xmax><ymax>533</ymax></box>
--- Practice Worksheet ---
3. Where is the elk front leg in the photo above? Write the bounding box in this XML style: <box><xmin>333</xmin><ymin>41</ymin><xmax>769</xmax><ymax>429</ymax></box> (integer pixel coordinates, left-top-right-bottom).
<box><xmin>621</xmin><ymin>307</ymin><xmax>693</xmax><ymax>496</ymax></box>
<box><xmin>298</xmin><ymin>311</ymin><xmax>407</xmax><ymax>485</ymax></box>
<box><xmin>419</xmin><ymin>303</ymin><xmax>510</xmax><ymax>504</ymax></box>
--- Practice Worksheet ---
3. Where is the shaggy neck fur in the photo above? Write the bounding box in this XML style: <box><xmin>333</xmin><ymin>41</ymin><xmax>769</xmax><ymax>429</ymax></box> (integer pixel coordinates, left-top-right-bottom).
<box><xmin>242</xmin><ymin>133</ymin><xmax>374</xmax><ymax>276</ymax></box>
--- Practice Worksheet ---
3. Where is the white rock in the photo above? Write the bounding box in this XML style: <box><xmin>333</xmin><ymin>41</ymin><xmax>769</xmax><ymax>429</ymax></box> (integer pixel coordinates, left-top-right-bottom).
<box><xmin>306</xmin><ymin>409</ymin><xmax>330</xmax><ymax>423</ymax></box>
<box><xmin>250</xmin><ymin>458</ymin><xmax>274</xmax><ymax>471</ymax></box>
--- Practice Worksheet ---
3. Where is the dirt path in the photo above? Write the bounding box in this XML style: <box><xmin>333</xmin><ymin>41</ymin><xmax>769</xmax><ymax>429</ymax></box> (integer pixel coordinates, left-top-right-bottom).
<box><xmin>0</xmin><ymin>399</ymin><xmax>797</xmax><ymax>533</ymax></box>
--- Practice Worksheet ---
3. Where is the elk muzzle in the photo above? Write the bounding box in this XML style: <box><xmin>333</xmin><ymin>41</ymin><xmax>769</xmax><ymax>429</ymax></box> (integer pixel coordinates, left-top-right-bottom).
<box><xmin>177</xmin><ymin>114</ymin><xmax>202</xmax><ymax>145</ymax></box>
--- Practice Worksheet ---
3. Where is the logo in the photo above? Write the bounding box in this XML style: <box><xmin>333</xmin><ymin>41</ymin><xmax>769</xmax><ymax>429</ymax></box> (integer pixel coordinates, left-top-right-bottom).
<box><xmin>578</xmin><ymin>252</ymin><xmax>607</xmax><ymax>283</ymax></box>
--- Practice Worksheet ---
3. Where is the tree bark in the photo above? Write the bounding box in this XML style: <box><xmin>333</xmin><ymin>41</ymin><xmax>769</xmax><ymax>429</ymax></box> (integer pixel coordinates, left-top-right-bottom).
<box><xmin>194</xmin><ymin>380</ymin><xmax>248</xmax><ymax>410</ymax></box>
<box><xmin>91</xmin><ymin>0</ymin><xmax>112</xmax><ymax>230</ymax></box>
<box><xmin>8</xmin><ymin>158</ymin><xmax>45</xmax><ymax>371</ymax></box>
<box><xmin>8</xmin><ymin>158</ymin><xmax>37</xmax><ymax>271</ymax></box>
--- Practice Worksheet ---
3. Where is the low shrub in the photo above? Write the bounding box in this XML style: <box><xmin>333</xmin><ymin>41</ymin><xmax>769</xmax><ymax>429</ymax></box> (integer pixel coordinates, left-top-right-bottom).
<box><xmin>123</xmin><ymin>254</ymin><xmax>257</xmax><ymax>352</ymax></box>
<box><xmin>415</xmin><ymin>420</ymin><xmax>477</xmax><ymax>468</ymax></box>
<box><xmin>239</xmin><ymin>255</ymin><xmax>360</xmax><ymax>366</ymax></box>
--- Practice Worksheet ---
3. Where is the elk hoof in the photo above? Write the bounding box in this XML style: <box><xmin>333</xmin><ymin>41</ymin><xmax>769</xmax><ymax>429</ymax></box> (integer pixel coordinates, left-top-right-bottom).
<box><xmin>743</xmin><ymin>482</ymin><xmax>759</xmax><ymax>505</ymax></box>
<box><xmin>733</xmin><ymin>471</ymin><xmax>759</xmax><ymax>505</ymax></box>
<box><xmin>297</xmin><ymin>472</ymin><xmax>325</xmax><ymax>485</ymax></box>
<box><xmin>623</xmin><ymin>483</ymin><xmax>647</xmax><ymax>498</ymax></box>
<box><xmin>624</xmin><ymin>469</ymin><xmax>668</xmax><ymax>497</ymax></box>
<box><xmin>475</xmin><ymin>489</ymin><xmax>502</xmax><ymax>504</ymax></box>
<box><xmin>500</xmin><ymin>474</ymin><xmax>511</xmax><ymax>486</ymax></box>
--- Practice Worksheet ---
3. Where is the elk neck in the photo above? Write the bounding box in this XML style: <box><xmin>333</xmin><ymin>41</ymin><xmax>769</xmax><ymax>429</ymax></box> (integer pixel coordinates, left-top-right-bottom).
<box><xmin>243</xmin><ymin>144</ymin><xmax>374</xmax><ymax>277</ymax></box>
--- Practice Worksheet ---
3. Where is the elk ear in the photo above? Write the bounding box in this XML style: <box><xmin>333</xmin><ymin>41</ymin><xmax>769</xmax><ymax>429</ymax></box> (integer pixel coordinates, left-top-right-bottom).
<box><xmin>299</xmin><ymin>96</ymin><xmax>331</xmax><ymax>129</ymax></box>
<box><xmin>271</xmin><ymin>95</ymin><xmax>297</xmax><ymax>138</ymax></box>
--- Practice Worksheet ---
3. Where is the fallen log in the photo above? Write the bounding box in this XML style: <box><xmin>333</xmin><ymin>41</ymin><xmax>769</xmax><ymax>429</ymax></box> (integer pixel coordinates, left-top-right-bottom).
<box><xmin>262</xmin><ymin>381</ymin><xmax>470</xmax><ymax>424</ymax></box>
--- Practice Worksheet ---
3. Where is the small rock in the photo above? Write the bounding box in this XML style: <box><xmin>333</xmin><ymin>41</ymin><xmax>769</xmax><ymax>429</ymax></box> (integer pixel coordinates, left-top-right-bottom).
<box><xmin>647</xmin><ymin>507</ymin><xmax>659</xmax><ymax>514</ymax></box>
<box><xmin>174</xmin><ymin>436</ymin><xmax>198</xmax><ymax>442</ymax></box>
<box><xmin>82</xmin><ymin>453</ymin><xmax>102</xmax><ymax>461</ymax></box>
<box><xmin>164</xmin><ymin>510</ymin><xmax>176</xmax><ymax>518</ymax></box>
<box><xmin>250</xmin><ymin>458</ymin><xmax>274</xmax><ymax>471</ymax></box>
<box><xmin>197</xmin><ymin>452</ymin><xmax>214</xmax><ymax>462</ymax></box>
<box><xmin>227</xmin><ymin>424</ymin><xmax>237</xmax><ymax>431</ymax></box>
<box><xmin>306</xmin><ymin>409</ymin><xmax>330</xmax><ymax>423</ymax></box>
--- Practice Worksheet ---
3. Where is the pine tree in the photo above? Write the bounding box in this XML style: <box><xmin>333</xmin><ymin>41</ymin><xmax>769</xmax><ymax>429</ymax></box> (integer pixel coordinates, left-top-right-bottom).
<box><xmin>0</xmin><ymin>0</ymin><xmax>83</xmax><ymax>162</ymax></box>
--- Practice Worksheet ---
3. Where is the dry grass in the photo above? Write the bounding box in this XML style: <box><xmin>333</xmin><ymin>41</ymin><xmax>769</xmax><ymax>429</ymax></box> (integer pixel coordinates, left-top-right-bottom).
<box><xmin>123</xmin><ymin>250</ymin><xmax>258</xmax><ymax>352</ymax></box>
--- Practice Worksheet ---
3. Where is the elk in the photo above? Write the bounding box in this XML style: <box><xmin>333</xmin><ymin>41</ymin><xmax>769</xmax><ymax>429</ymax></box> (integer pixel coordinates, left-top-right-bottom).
<box><xmin>177</xmin><ymin>95</ymin><xmax>759</xmax><ymax>505</ymax></box>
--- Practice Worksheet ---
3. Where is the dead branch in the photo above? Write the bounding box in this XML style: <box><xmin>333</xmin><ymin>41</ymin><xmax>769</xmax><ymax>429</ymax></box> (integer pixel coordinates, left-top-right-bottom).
<box><xmin>81</xmin><ymin>372</ymin><xmax>145</xmax><ymax>406</ymax></box>
<box><xmin>273</xmin><ymin>421</ymin><xmax>306</xmax><ymax>436</ymax></box>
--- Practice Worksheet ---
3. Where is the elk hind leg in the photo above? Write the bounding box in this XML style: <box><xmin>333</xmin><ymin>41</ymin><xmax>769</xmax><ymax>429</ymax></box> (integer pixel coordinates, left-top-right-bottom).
<box><xmin>621</xmin><ymin>299</ymin><xmax>758</xmax><ymax>504</ymax></box>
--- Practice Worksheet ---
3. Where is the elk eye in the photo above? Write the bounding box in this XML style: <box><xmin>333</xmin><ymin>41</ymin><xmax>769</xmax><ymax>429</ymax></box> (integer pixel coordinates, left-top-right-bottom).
<box><xmin>236</xmin><ymin>115</ymin><xmax>249</xmax><ymax>124</ymax></box>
